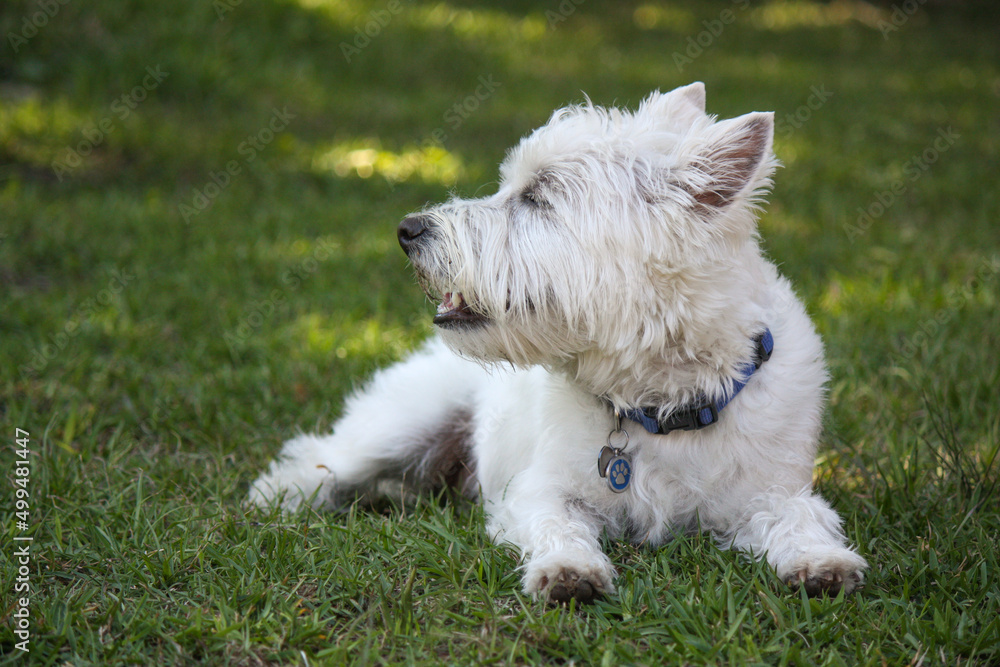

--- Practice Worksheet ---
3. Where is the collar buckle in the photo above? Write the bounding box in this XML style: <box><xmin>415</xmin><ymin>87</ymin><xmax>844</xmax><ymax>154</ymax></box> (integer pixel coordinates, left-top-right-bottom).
<box><xmin>659</xmin><ymin>400</ymin><xmax>718</xmax><ymax>433</ymax></box>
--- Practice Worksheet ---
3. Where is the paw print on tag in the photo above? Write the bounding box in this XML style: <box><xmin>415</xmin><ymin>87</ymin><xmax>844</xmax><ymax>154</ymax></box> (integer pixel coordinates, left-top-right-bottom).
<box><xmin>607</xmin><ymin>456</ymin><xmax>631</xmax><ymax>493</ymax></box>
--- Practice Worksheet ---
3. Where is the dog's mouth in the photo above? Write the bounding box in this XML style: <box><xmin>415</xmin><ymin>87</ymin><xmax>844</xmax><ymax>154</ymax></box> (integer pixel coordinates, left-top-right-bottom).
<box><xmin>433</xmin><ymin>292</ymin><xmax>489</xmax><ymax>328</ymax></box>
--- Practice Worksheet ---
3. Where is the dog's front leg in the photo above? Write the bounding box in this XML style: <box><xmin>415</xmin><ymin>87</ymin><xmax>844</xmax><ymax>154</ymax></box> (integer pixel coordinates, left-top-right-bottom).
<box><xmin>725</xmin><ymin>487</ymin><xmax>868</xmax><ymax>596</ymax></box>
<box><xmin>488</xmin><ymin>476</ymin><xmax>616</xmax><ymax>604</ymax></box>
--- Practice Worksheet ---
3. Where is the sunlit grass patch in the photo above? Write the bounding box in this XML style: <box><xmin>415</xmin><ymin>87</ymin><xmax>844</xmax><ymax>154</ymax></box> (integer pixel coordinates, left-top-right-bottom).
<box><xmin>313</xmin><ymin>139</ymin><xmax>464</xmax><ymax>185</ymax></box>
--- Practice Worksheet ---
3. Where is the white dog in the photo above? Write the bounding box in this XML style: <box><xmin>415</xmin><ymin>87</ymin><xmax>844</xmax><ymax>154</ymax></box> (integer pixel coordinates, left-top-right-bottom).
<box><xmin>249</xmin><ymin>83</ymin><xmax>867</xmax><ymax>602</ymax></box>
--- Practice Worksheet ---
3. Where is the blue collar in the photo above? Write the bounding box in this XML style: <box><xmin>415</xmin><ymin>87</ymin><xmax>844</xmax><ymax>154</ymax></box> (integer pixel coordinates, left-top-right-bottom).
<box><xmin>619</xmin><ymin>328</ymin><xmax>774</xmax><ymax>435</ymax></box>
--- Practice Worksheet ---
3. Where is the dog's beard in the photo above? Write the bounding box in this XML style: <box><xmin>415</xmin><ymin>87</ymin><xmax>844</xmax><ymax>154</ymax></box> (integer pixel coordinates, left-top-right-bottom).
<box><xmin>408</xmin><ymin>228</ymin><xmax>584</xmax><ymax>370</ymax></box>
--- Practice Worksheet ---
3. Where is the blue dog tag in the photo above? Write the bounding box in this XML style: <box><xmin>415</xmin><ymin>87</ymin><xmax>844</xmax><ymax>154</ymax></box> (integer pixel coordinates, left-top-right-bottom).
<box><xmin>606</xmin><ymin>455</ymin><xmax>631</xmax><ymax>493</ymax></box>
<box><xmin>600</xmin><ymin>417</ymin><xmax>631</xmax><ymax>492</ymax></box>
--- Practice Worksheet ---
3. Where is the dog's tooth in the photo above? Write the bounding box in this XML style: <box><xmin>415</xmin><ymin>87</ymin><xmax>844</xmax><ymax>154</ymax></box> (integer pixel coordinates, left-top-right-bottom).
<box><xmin>438</xmin><ymin>292</ymin><xmax>453</xmax><ymax>314</ymax></box>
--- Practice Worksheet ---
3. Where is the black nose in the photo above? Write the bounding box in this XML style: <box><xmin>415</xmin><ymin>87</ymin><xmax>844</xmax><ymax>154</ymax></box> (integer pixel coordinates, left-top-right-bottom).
<box><xmin>398</xmin><ymin>215</ymin><xmax>429</xmax><ymax>254</ymax></box>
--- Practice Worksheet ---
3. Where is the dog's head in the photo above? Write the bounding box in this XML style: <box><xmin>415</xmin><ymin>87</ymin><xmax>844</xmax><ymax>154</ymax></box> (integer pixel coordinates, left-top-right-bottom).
<box><xmin>399</xmin><ymin>83</ymin><xmax>777</xmax><ymax>395</ymax></box>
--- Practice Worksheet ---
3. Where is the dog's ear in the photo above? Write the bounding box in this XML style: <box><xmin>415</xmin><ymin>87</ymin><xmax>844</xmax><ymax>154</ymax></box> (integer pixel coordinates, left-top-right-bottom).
<box><xmin>672</xmin><ymin>81</ymin><xmax>706</xmax><ymax>114</ymax></box>
<box><xmin>684</xmin><ymin>111</ymin><xmax>775</xmax><ymax>211</ymax></box>
<box><xmin>640</xmin><ymin>82</ymin><xmax>706</xmax><ymax>128</ymax></box>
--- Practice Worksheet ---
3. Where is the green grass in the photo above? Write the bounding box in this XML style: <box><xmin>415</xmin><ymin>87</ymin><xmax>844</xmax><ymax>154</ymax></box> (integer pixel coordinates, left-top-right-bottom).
<box><xmin>2</xmin><ymin>0</ymin><xmax>1000</xmax><ymax>664</ymax></box>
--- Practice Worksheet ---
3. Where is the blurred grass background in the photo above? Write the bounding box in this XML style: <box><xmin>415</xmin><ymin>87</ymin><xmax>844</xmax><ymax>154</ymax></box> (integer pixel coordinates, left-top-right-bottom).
<box><xmin>1</xmin><ymin>0</ymin><xmax>999</xmax><ymax>664</ymax></box>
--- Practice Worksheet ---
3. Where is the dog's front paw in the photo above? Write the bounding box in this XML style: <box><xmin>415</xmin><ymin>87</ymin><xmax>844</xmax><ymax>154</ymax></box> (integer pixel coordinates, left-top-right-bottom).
<box><xmin>780</xmin><ymin>549</ymin><xmax>868</xmax><ymax>597</ymax></box>
<box><xmin>523</xmin><ymin>551</ymin><xmax>616</xmax><ymax>604</ymax></box>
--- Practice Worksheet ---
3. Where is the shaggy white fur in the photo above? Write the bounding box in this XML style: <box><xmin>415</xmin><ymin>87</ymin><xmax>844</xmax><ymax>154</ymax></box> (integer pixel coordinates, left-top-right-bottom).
<box><xmin>249</xmin><ymin>83</ymin><xmax>868</xmax><ymax>602</ymax></box>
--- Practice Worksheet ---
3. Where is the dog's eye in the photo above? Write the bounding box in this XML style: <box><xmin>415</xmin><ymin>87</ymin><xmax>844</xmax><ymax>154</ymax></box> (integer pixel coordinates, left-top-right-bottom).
<box><xmin>521</xmin><ymin>189</ymin><xmax>545</xmax><ymax>207</ymax></box>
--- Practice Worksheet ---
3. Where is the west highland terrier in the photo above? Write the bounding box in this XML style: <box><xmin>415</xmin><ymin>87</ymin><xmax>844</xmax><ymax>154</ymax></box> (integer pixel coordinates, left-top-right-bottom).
<box><xmin>250</xmin><ymin>82</ymin><xmax>868</xmax><ymax>602</ymax></box>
